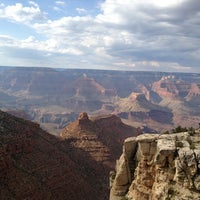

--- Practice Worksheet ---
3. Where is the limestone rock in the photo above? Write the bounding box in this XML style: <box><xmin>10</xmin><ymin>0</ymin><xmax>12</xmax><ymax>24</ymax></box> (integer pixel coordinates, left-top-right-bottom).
<box><xmin>110</xmin><ymin>130</ymin><xmax>200</xmax><ymax>200</ymax></box>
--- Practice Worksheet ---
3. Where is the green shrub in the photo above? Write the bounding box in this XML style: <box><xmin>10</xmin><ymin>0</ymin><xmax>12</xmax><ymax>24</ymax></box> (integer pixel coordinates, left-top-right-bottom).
<box><xmin>175</xmin><ymin>141</ymin><xmax>183</xmax><ymax>148</ymax></box>
<box><xmin>120</xmin><ymin>196</ymin><xmax>128</xmax><ymax>200</ymax></box>
<box><xmin>190</xmin><ymin>143</ymin><xmax>195</xmax><ymax>150</ymax></box>
<box><xmin>173</xmin><ymin>126</ymin><xmax>188</xmax><ymax>133</ymax></box>
<box><xmin>188</xmin><ymin>127</ymin><xmax>195</xmax><ymax>136</ymax></box>
<box><xmin>168</xmin><ymin>188</ymin><xmax>175</xmax><ymax>196</ymax></box>
<box><xmin>163</xmin><ymin>130</ymin><xmax>170</xmax><ymax>134</ymax></box>
<box><xmin>187</xmin><ymin>137</ymin><xmax>193</xmax><ymax>145</ymax></box>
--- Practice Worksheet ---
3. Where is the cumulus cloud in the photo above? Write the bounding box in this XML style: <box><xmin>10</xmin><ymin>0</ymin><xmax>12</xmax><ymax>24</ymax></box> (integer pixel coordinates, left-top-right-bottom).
<box><xmin>95</xmin><ymin>0</ymin><xmax>200</xmax><ymax>70</ymax></box>
<box><xmin>0</xmin><ymin>0</ymin><xmax>199</xmax><ymax>72</ymax></box>
<box><xmin>0</xmin><ymin>2</ymin><xmax>46</xmax><ymax>24</ymax></box>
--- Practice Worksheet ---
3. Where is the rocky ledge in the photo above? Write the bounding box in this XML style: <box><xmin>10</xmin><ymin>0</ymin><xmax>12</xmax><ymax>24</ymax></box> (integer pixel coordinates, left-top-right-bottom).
<box><xmin>110</xmin><ymin>129</ymin><xmax>200</xmax><ymax>200</ymax></box>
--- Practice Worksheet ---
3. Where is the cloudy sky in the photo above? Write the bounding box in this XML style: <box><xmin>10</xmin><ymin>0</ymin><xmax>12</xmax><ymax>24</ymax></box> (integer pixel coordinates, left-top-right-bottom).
<box><xmin>0</xmin><ymin>0</ymin><xmax>199</xmax><ymax>72</ymax></box>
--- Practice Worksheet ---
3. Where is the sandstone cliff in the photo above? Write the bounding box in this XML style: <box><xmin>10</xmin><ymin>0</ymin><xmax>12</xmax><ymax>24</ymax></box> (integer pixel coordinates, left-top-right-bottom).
<box><xmin>110</xmin><ymin>130</ymin><xmax>200</xmax><ymax>200</ymax></box>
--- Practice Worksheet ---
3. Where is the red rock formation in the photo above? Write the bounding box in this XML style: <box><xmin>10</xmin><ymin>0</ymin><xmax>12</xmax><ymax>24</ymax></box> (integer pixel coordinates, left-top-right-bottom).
<box><xmin>152</xmin><ymin>76</ymin><xmax>192</xmax><ymax>100</ymax></box>
<box><xmin>0</xmin><ymin>110</ymin><xmax>101</xmax><ymax>200</ymax></box>
<box><xmin>61</xmin><ymin>113</ymin><xmax>140</xmax><ymax>164</ymax></box>
<box><xmin>60</xmin><ymin>113</ymin><xmax>140</xmax><ymax>198</ymax></box>
<box><xmin>185</xmin><ymin>83</ymin><xmax>200</xmax><ymax>101</ymax></box>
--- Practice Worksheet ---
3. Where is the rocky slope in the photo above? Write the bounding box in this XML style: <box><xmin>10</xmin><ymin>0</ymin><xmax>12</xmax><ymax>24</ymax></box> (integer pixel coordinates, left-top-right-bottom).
<box><xmin>0</xmin><ymin>110</ymin><xmax>108</xmax><ymax>200</ymax></box>
<box><xmin>110</xmin><ymin>129</ymin><xmax>200</xmax><ymax>200</ymax></box>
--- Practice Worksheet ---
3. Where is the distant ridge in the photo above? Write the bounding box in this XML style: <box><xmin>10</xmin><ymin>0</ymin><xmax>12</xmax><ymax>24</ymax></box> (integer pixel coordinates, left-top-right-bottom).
<box><xmin>0</xmin><ymin>67</ymin><xmax>199</xmax><ymax>133</ymax></box>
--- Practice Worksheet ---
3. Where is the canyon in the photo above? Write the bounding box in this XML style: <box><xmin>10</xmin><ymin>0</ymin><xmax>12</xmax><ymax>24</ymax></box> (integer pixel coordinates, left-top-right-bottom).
<box><xmin>0</xmin><ymin>67</ymin><xmax>199</xmax><ymax>134</ymax></box>
<box><xmin>0</xmin><ymin>66</ymin><xmax>199</xmax><ymax>199</ymax></box>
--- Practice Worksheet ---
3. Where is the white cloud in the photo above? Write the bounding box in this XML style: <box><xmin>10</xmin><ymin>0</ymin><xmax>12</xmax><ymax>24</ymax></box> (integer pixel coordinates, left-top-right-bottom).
<box><xmin>170</xmin><ymin>63</ymin><xmax>192</xmax><ymax>71</ymax></box>
<box><xmin>151</xmin><ymin>0</ymin><xmax>186</xmax><ymax>8</ymax></box>
<box><xmin>114</xmin><ymin>62</ymin><xmax>136</xmax><ymax>68</ymax></box>
<box><xmin>54</xmin><ymin>1</ymin><xmax>66</xmax><ymax>12</ymax></box>
<box><xmin>0</xmin><ymin>35</ymin><xmax>17</xmax><ymax>46</ymax></box>
<box><xmin>53</xmin><ymin>6</ymin><xmax>61</xmax><ymax>12</ymax></box>
<box><xmin>55</xmin><ymin>1</ymin><xmax>66</xmax><ymax>6</ymax></box>
<box><xmin>76</xmin><ymin>8</ymin><xmax>87</xmax><ymax>14</ymax></box>
<box><xmin>0</xmin><ymin>0</ymin><xmax>199</xmax><ymax>72</ymax></box>
<box><xmin>28</xmin><ymin>1</ymin><xmax>39</xmax><ymax>8</ymax></box>
<box><xmin>0</xmin><ymin>2</ymin><xmax>46</xmax><ymax>24</ymax></box>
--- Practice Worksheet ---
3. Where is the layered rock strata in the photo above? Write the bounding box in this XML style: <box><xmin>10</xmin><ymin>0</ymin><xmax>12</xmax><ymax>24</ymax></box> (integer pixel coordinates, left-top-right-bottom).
<box><xmin>110</xmin><ymin>130</ymin><xmax>200</xmax><ymax>200</ymax></box>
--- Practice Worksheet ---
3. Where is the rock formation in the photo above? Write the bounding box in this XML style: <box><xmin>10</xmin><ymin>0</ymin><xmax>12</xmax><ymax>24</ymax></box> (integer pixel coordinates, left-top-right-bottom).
<box><xmin>60</xmin><ymin>112</ymin><xmax>140</xmax><ymax>198</ymax></box>
<box><xmin>116</xmin><ymin>93</ymin><xmax>173</xmax><ymax>132</ymax></box>
<box><xmin>110</xmin><ymin>129</ymin><xmax>200</xmax><ymax>200</ymax></box>
<box><xmin>60</xmin><ymin>112</ymin><xmax>140</xmax><ymax>165</ymax></box>
<box><xmin>0</xmin><ymin>67</ymin><xmax>199</xmax><ymax>133</ymax></box>
<box><xmin>0</xmin><ymin>110</ymin><xmax>102</xmax><ymax>200</ymax></box>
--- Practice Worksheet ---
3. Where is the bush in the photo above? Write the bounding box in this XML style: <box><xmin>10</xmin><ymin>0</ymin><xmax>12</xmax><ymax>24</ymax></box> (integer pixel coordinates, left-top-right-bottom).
<box><xmin>163</xmin><ymin>130</ymin><xmax>170</xmax><ymax>134</ymax></box>
<box><xmin>190</xmin><ymin>143</ymin><xmax>195</xmax><ymax>150</ymax></box>
<box><xmin>175</xmin><ymin>141</ymin><xmax>183</xmax><ymax>148</ymax></box>
<box><xmin>166</xmin><ymin>188</ymin><xmax>176</xmax><ymax>200</ymax></box>
<box><xmin>188</xmin><ymin>127</ymin><xmax>195</xmax><ymax>136</ymax></box>
<box><xmin>187</xmin><ymin>136</ymin><xmax>193</xmax><ymax>145</ymax></box>
<box><xmin>168</xmin><ymin>188</ymin><xmax>175</xmax><ymax>195</ymax></box>
<box><xmin>173</xmin><ymin>126</ymin><xmax>188</xmax><ymax>133</ymax></box>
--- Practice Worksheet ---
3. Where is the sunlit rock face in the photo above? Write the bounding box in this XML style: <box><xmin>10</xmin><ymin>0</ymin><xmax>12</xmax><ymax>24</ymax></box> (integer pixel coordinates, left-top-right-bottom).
<box><xmin>110</xmin><ymin>130</ymin><xmax>200</xmax><ymax>200</ymax></box>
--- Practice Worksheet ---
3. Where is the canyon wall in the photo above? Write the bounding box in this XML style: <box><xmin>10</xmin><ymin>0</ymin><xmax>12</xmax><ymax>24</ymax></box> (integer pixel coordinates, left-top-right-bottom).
<box><xmin>110</xmin><ymin>130</ymin><xmax>200</xmax><ymax>200</ymax></box>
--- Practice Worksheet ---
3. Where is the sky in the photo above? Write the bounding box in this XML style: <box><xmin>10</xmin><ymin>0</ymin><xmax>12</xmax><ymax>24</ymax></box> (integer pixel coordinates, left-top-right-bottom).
<box><xmin>0</xmin><ymin>0</ymin><xmax>199</xmax><ymax>72</ymax></box>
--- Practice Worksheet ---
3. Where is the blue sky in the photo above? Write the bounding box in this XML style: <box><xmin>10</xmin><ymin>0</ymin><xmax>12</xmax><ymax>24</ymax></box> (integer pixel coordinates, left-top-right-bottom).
<box><xmin>0</xmin><ymin>0</ymin><xmax>199</xmax><ymax>72</ymax></box>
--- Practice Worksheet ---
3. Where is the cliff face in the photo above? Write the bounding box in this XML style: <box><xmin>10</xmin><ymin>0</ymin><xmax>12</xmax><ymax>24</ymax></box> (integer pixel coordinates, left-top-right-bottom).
<box><xmin>110</xmin><ymin>130</ymin><xmax>200</xmax><ymax>200</ymax></box>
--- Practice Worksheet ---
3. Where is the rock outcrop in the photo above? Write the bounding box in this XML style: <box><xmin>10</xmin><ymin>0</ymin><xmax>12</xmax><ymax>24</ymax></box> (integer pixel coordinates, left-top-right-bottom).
<box><xmin>60</xmin><ymin>112</ymin><xmax>140</xmax><ymax>198</ymax></box>
<box><xmin>61</xmin><ymin>112</ymin><xmax>140</xmax><ymax>165</ymax></box>
<box><xmin>60</xmin><ymin>112</ymin><xmax>141</xmax><ymax>160</ymax></box>
<box><xmin>110</xmin><ymin>130</ymin><xmax>200</xmax><ymax>200</ymax></box>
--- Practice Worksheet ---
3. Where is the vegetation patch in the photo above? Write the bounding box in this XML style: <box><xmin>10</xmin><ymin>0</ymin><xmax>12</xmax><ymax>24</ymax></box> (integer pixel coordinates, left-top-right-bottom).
<box><xmin>175</xmin><ymin>141</ymin><xmax>184</xmax><ymax>148</ymax></box>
